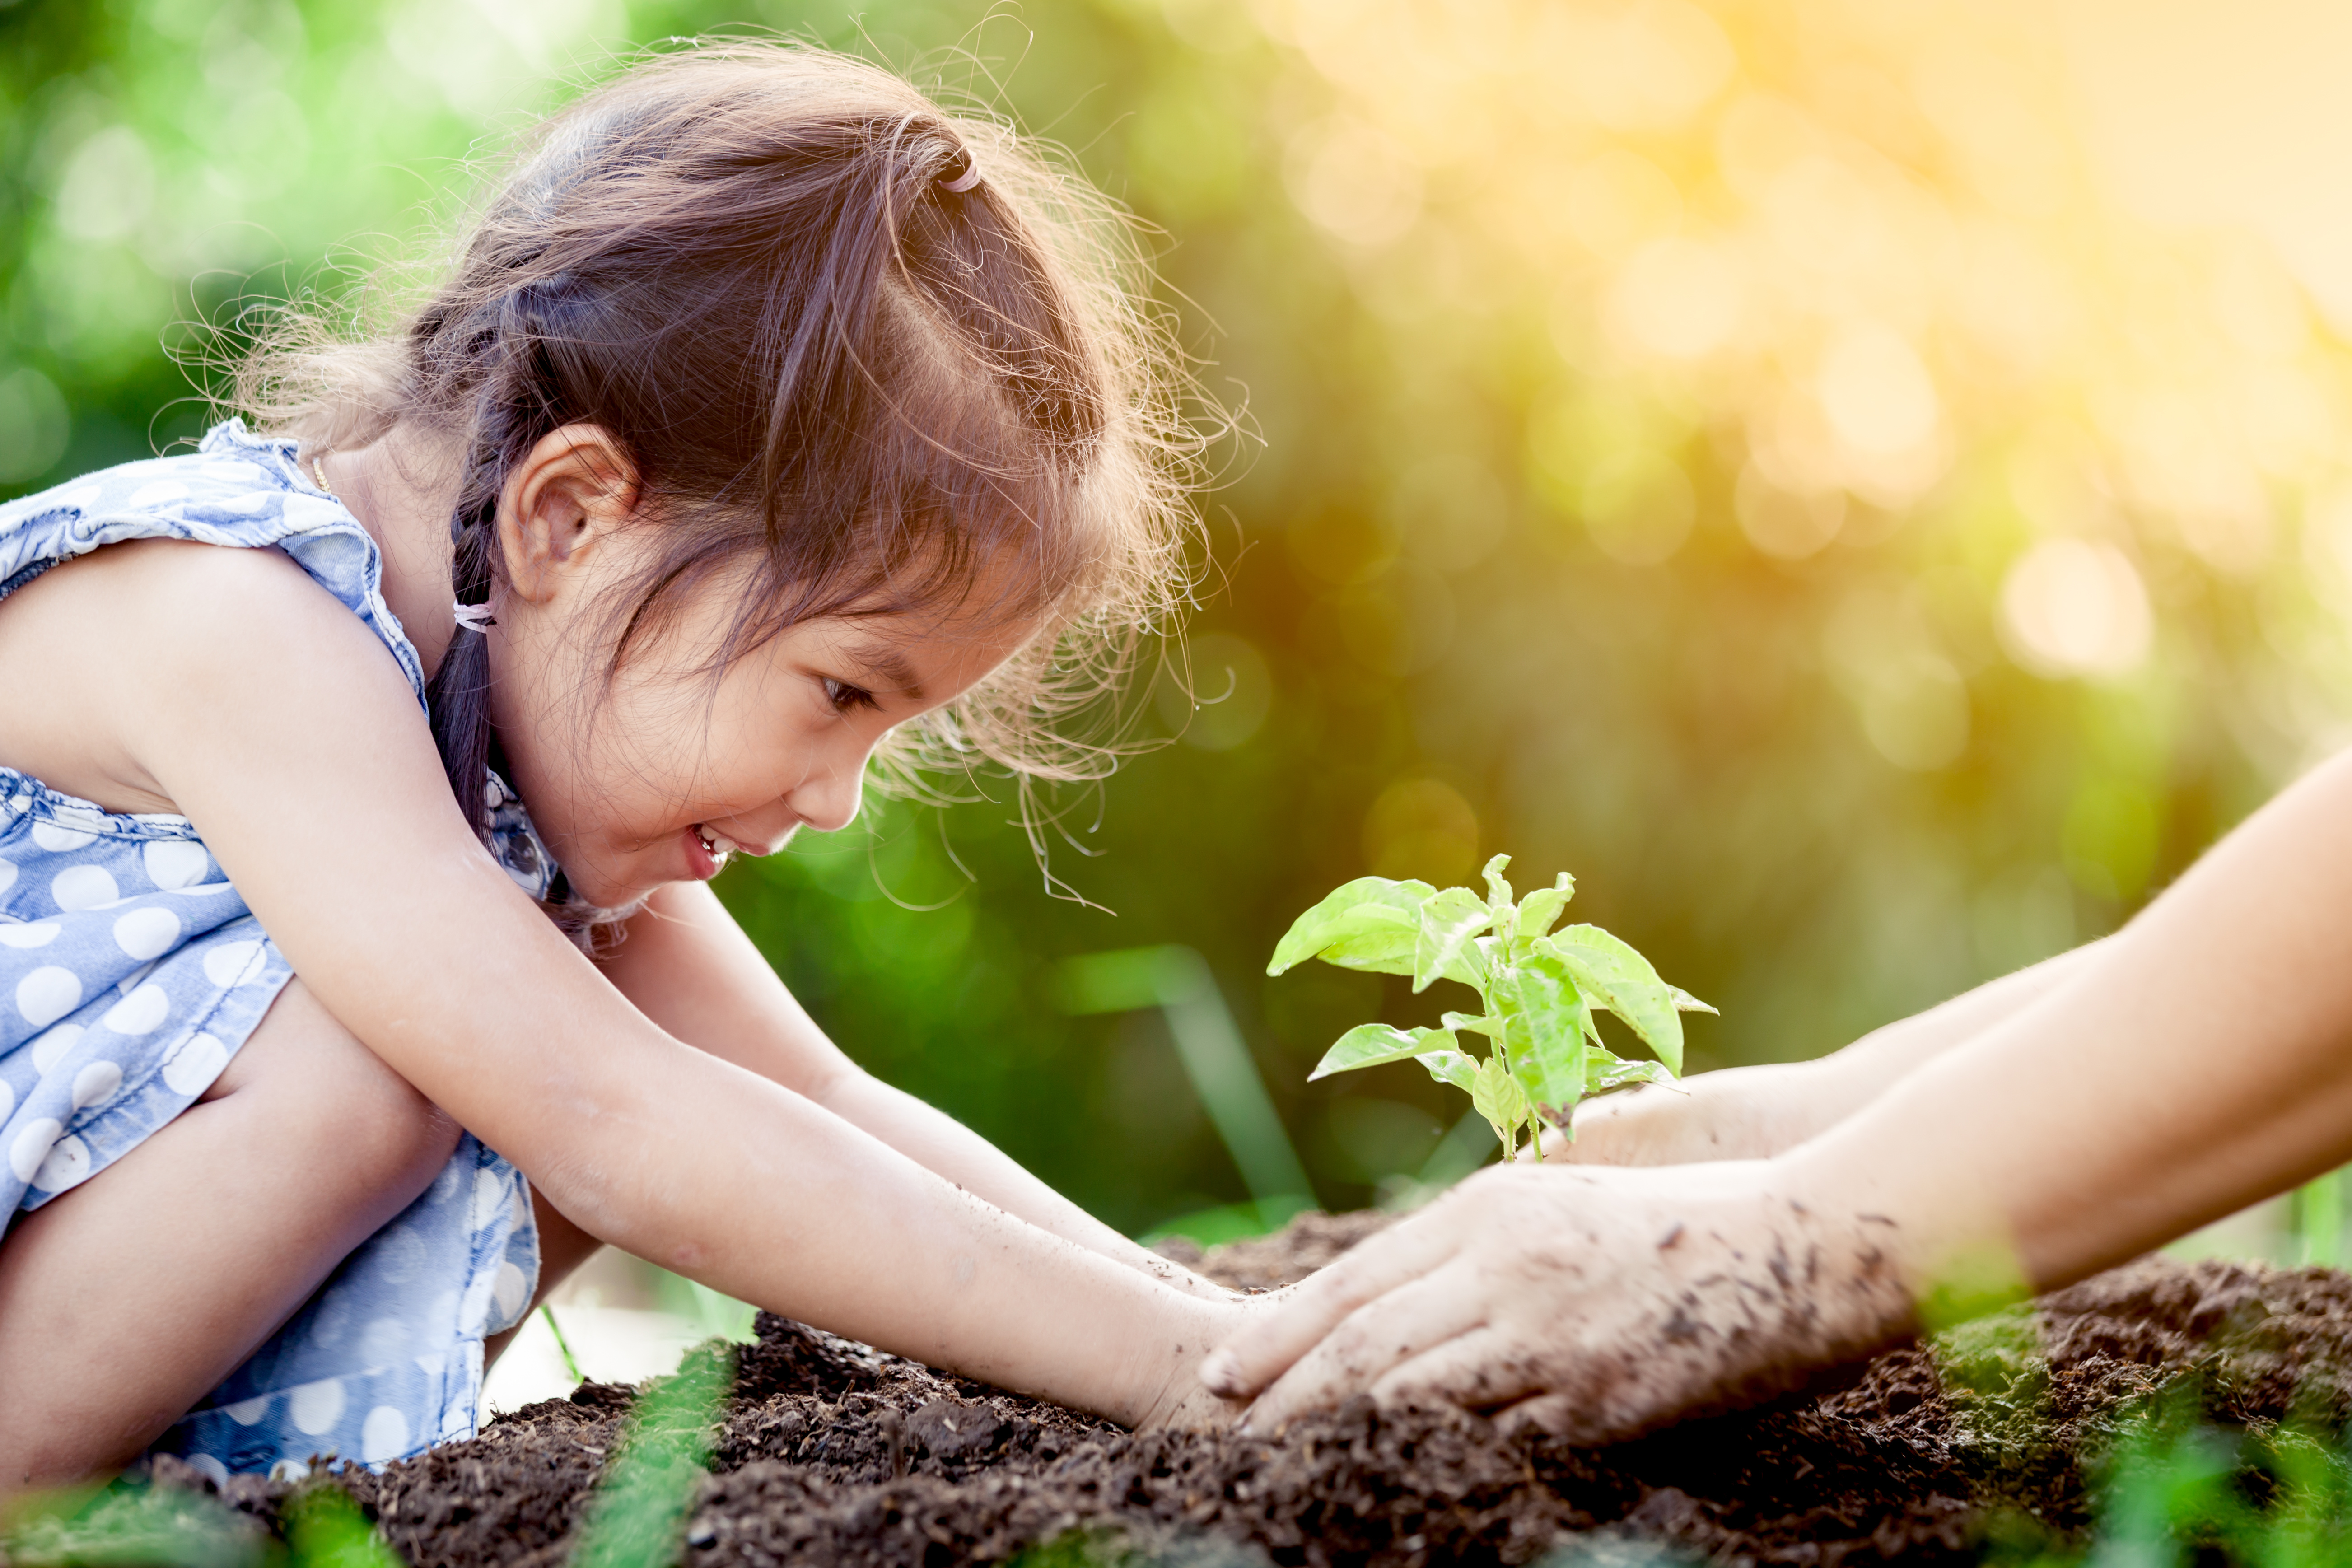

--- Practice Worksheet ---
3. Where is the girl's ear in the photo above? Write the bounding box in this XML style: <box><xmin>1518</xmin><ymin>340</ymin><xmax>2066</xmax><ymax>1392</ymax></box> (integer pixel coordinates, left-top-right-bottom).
<box><xmin>498</xmin><ymin>424</ymin><xmax>643</xmax><ymax>604</ymax></box>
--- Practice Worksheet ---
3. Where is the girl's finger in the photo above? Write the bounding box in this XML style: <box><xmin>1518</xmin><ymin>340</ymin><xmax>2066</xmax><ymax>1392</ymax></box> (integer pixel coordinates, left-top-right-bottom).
<box><xmin>1237</xmin><ymin>1266</ymin><xmax>1489</xmax><ymax>1431</ymax></box>
<box><xmin>1199</xmin><ymin>1206</ymin><xmax>1470</xmax><ymax>1402</ymax></box>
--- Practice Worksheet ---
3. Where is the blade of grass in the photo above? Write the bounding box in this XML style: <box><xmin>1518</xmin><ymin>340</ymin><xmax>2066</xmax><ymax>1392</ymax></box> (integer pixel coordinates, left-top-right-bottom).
<box><xmin>568</xmin><ymin>1344</ymin><xmax>733</xmax><ymax>1568</ymax></box>
<box><xmin>542</xmin><ymin>1302</ymin><xmax>585</xmax><ymax>1386</ymax></box>
<box><xmin>284</xmin><ymin>1484</ymin><xmax>405</xmax><ymax>1568</ymax></box>
<box><xmin>1</xmin><ymin>1476</ymin><xmax>266</xmax><ymax>1568</ymax></box>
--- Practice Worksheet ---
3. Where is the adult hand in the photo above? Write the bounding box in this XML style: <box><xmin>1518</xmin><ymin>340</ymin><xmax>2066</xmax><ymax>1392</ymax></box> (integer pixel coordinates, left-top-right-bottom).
<box><xmin>1549</xmin><ymin>1060</ymin><xmax>1835</xmax><ymax>1167</ymax></box>
<box><xmin>1199</xmin><ymin>1161</ymin><xmax>1915</xmax><ymax>1443</ymax></box>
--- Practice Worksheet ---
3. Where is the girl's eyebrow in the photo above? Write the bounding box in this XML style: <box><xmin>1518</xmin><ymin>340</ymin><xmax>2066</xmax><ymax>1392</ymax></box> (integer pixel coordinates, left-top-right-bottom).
<box><xmin>843</xmin><ymin>641</ymin><xmax>924</xmax><ymax>700</ymax></box>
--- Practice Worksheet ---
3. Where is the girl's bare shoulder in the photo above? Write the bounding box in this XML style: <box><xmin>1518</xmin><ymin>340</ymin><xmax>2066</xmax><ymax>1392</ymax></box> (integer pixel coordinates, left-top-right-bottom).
<box><xmin>0</xmin><ymin>538</ymin><xmax>422</xmax><ymax>814</ymax></box>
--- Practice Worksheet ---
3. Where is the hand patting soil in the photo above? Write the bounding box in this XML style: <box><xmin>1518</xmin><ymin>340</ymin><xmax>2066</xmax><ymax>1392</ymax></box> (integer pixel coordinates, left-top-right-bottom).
<box><xmin>66</xmin><ymin>1214</ymin><xmax>2352</xmax><ymax>1566</ymax></box>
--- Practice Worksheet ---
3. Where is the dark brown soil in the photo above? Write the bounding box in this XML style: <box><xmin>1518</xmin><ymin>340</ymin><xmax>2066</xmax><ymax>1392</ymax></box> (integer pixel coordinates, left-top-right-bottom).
<box><xmin>50</xmin><ymin>1216</ymin><xmax>2352</xmax><ymax>1566</ymax></box>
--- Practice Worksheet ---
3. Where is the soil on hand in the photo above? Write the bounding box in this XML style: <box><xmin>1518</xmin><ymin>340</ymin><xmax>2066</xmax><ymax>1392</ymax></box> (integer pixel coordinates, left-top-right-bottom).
<box><xmin>107</xmin><ymin>1218</ymin><xmax>2352</xmax><ymax>1564</ymax></box>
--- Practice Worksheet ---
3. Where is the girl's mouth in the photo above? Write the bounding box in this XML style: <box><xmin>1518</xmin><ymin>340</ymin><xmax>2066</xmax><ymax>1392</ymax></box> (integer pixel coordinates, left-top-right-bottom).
<box><xmin>686</xmin><ymin>825</ymin><xmax>732</xmax><ymax>879</ymax></box>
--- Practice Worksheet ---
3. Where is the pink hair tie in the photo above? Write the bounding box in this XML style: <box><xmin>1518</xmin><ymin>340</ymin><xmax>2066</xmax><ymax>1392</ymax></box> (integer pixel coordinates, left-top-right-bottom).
<box><xmin>940</xmin><ymin>161</ymin><xmax>982</xmax><ymax>194</ymax></box>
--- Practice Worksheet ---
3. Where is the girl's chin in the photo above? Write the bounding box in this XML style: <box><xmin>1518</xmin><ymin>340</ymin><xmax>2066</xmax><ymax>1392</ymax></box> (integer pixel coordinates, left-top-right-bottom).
<box><xmin>553</xmin><ymin>831</ymin><xmax>725</xmax><ymax>911</ymax></box>
<box><xmin>553</xmin><ymin>856</ymin><xmax>660</xmax><ymax>914</ymax></box>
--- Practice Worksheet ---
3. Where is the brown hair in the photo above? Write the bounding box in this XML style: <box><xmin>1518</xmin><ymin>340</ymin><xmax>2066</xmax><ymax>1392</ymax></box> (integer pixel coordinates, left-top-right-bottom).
<box><xmin>234</xmin><ymin>42</ymin><xmax>1200</xmax><ymax>907</ymax></box>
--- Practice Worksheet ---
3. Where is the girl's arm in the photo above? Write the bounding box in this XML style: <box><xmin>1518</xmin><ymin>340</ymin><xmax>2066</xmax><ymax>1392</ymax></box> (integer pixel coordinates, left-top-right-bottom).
<box><xmin>595</xmin><ymin>881</ymin><xmax>1228</xmax><ymax>1298</ymax></box>
<box><xmin>48</xmin><ymin>542</ymin><xmax>1232</xmax><ymax>1427</ymax></box>
<box><xmin>1210</xmin><ymin>745</ymin><xmax>2352</xmax><ymax>1439</ymax></box>
<box><xmin>1553</xmin><ymin>938</ymin><xmax>2114</xmax><ymax>1166</ymax></box>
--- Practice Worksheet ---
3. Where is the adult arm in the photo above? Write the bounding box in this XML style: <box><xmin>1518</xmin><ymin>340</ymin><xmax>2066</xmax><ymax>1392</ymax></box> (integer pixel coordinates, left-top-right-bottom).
<box><xmin>1207</xmin><ymin>747</ymin><xmax>2352</xmax><ymax>1440</ymax></box>
<box><xmin>595</xmin><ymin>880</ymin><xmax>1228</xmax><ymax>1298</ymax></box>
<box><xmin>21</xmin><ymin>541</ymin><xmax>1231</xmax><ymax>1428</ymax></box>
<box><xmin>1554</xmin><ymin>937</ymin><xmax>2113</xmax><ymax>1166</ymax></box>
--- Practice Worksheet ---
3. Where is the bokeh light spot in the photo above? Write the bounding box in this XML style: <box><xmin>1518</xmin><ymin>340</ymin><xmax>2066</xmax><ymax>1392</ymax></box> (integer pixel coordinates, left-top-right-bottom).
<box><xmin>0</xmin><ymin>369</ymin><xmax>71</xmax><ymax>485</ymax></box>
<box><xmin>1285</xmin><ymin>114</ymin><xmax>1423</xmax><ymax>248</ymax></box>
<box><xmin>56</xmin><ymin>127</ymin><xmax>155</xmax><ymax>242</ymax></box>
<box><xmin>1363</xmin><ymin>777</ymin><xmax>1479</xmax><ymax>886</ymax></box>
<box><xmin>1564</xmin><ymin>149</ymin><xmax>1684</xmax><ymax>260</ymax></box>
<box><xmin>1386</xmin><ymin>451</ymin><xmax>1512</xmax><ymax>573</ymax></box>
<box><xmin>1605</xmin><ymin>237</ymin><xmax>1746</xmax><ymax>360</ymax></box>
<box><xmin>1818</xmin><ymin>323</ymin><xmax>1941</xmax><ymax>457</ymax></box>
<box><xmin>1735</xmin><ymin>464</ymin><xmax>1844</xmax><ymax>560</ymax></box>
<box><xmin>1156</xmin><ymin>632</ymin><xmax>1275</xmax><ymax>751</ymax></box>
<box><xmin>1331</xmin><ymin>566</ymin><xmax>1457</xmax><ymax>676</ymax></box>
<box><xmin>1581</xmin><ymin>449</ymin><xmax>1696</xmax><ymax>565</ymax></box>
<box><xmin>1998</xmin><ymin>537</ymin><xmax>2154</xmax><ymax>678</ymax></box>
<box><xmin>1548</xmin><ymin>0</ymin><xmax>1736</xmax><ymax>131</ymax></box>
<box><xmin>1859</xmin><ymin>656</ymin><xmax>1970</xmax><ymax>772</ymax></box>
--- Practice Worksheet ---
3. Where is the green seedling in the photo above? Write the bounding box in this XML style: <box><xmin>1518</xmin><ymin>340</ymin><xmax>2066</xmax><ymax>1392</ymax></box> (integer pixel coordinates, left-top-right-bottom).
<box><xmin>1268</xmin><ymin>854</ymin><xmax>1712</xmax><ymax>1161</ymax></box>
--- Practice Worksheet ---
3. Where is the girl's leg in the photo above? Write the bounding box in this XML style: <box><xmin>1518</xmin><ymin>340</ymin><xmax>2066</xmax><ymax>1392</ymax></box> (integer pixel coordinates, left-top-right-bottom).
<box><xmin>484</xmin><ymin>1193</ymin><xmax>603</xmax><ymax>1369</ymax></box>
<box><xmin>0</xmin><ymin>980</ymin><xmax>460</xmax><ymax>1489</ymax></box>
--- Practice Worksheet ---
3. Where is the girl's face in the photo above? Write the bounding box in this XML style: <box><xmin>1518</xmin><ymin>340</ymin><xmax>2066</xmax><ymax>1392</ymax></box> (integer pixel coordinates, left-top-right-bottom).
<box><xmin>483</xmin><ymin>432</ymin><xmax>1041</xmax><ymax>910</ymax></box>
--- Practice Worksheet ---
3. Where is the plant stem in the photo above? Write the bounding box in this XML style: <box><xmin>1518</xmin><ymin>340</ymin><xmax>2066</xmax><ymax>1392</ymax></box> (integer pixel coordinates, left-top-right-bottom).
<box><xmin>542</xmin><ymin>1302</ymin><xmax>584</xmax><ymax>1386</ymax></box>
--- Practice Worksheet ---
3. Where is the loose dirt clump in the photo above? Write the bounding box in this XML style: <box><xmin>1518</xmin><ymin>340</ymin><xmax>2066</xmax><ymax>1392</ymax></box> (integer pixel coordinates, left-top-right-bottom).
<box><xmin>82</xmin><ymin>1218</ymin><xmax>2352</xmax><ymax>1565</ymax></box>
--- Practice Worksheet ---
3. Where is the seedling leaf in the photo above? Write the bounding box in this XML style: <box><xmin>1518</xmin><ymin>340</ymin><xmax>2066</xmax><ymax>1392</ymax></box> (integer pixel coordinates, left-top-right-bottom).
<box><xmin>1500</xmin><ymin>947</ymin><xmax>1587</xmax><ymax>1116</ymax></box>
<box><xmin>1542</xmin><ymin>924</ymin><xmax>1684</xmax><ymax>1073</ymax></box>
<box><xmin>1515</xmin><ymin>873</ymin><xmax>1575</xmax><ymax>947</ymax></box>
<box><xmin>1267</xmin><ymin>877</ymin><xmax>1436</xmax><ymax>977</ymax></box>
<box><xmin>1472</xmin><ymin>1053</ymin><xmax>1531</xmax><ymax>1150</ymax></box>
<box><xmin>1417</xmin><ymin>1048</ymin><xmax>1479</xmax><ymax>1092</ymax></box>
<box><xmin>1267</xmin><ymin>858</ymin><xmax>1707</xmax><ymax>1176</ymax></box>
<box><xmin>1591</xmin><ymin>1056</ymin><xmax>1675</xmax><ymax>1094</ymax></box>
<box><xmin>1414</xmin><ymin>887</ymin><xmax>1493</xmax><ymax>994</ymax></box>
<box><xmin>1309</xmin><ymin>1022</ymin><xmax>1455</xmax><ymax>1080</ymax></box>
<box><xmin>1482</xmin><ymin>853</ymin><xmax>1514</xmax><ymax>913</ymax></box>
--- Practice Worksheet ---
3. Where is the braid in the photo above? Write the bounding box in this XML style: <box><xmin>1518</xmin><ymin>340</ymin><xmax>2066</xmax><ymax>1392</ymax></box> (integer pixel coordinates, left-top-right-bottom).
<box><xmin>422</xmin><ymin>275</ymin><xmax>576</xmax><ymax>846</ymax></box>
<box><xmin>425</xmin><ymin>499</ymin><xmax>499</xmax><ymax>844</ymax></box>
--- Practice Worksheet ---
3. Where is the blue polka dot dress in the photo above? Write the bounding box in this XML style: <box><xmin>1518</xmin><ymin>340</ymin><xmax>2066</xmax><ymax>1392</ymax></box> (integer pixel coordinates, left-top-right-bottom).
<box><xmin>0</xmin><ymin>422</ymin><xmax>550</xmax><ymax>1476</ymax></box>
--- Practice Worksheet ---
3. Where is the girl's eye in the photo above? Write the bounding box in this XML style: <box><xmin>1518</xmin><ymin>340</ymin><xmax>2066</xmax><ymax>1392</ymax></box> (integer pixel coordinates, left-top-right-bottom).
<box><xmin>823</xmin><ymin>677</ymin><xmax>880</xmax><ymax>714</ymax></box>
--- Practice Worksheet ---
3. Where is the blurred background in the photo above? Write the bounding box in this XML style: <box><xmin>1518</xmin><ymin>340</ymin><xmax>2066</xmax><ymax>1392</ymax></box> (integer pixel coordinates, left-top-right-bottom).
<box><xmin>11</xmin><ymin>0</ymin><xmax>2352</xmax><ymax>1393</ymax></box>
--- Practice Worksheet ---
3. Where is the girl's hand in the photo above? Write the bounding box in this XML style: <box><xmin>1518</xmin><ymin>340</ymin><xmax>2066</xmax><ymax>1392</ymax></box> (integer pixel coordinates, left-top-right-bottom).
<box><xmin>1198</xmin><ymin>1162</ymin><xmax>1913</xmax><ymax>1444</ymax></box>
<box><xmin>1129</xmin><ymin>1292</ymin><xmax>1282</xmax><ymax>1432</ymax></box>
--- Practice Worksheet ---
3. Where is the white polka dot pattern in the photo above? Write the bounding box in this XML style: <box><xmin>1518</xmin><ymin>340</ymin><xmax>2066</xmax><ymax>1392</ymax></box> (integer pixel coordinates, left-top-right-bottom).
<box><xmin>162</xmin><ymin>1033</ymin><xmax>229</xmax><ymax>1097</ymax></box>
<box><xmin>113</xmin><ymin>906</ymin><xmax>181</xmax><ymax>961</ymax></box>
<box><xmin>142</xmin><ymin>840</ymin><xmax>211</xmax><ymax>890</ymax></box>
<box><xmin>16</xmin><ymin>967</ymin><xmax>80</xmax><ymax>1029</ymax></box>
<box><xmin>101</xmin><ymin>984</ymin><xmax>171</xmax><ymax>1035</ymax></box>
<box><xmin>288</xmin><ymin>1377</ymin><xmax>346</xmax><ymax>1436</ymax></box>
<box><xmin>70</xmin><ymin>1059</ymin><xmax>121</xmax><ymax>1109</ymax></box>
<box><xmin>50</xmin><ymin>865</ymin><xmax>117</xmax><ymax>910</ymax></box>
<box><xmin>7</xmin><ymin>1117</ymin><xmax>61</xmax><ymax>1181</ymax></box>
<box><xmin>3</xmin><ymin>424</ymin><xmax>546</xmax><ymax>1478</ymax></box>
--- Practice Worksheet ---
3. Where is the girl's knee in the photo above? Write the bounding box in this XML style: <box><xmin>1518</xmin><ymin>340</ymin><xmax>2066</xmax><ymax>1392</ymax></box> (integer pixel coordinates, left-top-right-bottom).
<box><xmin>216</xmin><ymin>980</ymin><xmax>461</xmax><ymax>1191</ymax></box>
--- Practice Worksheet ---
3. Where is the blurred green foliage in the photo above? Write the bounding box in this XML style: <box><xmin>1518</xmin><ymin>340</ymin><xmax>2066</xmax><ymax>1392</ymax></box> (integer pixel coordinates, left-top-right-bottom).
<box><xmin>6</xmin><ymin>0</ymin><xmax>2343</xmax><ymax>1233</ymax></box>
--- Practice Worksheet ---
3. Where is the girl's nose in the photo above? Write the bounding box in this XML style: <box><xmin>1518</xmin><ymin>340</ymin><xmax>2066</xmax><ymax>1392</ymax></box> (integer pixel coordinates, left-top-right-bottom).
<box><xmin>788</xmin><ymin>759</ymin><xmax>866</xmax><ymax>836</ymax></box>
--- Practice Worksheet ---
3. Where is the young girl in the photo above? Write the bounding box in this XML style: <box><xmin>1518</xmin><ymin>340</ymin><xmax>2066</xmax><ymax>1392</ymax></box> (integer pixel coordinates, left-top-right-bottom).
<box><xmin>0</xmin><ymin>44</ymin><xmax>1248</xmax><ymax>1485</ymax></box>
